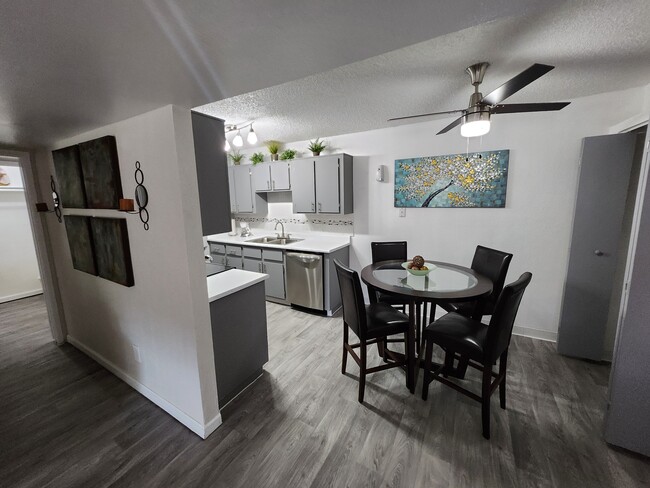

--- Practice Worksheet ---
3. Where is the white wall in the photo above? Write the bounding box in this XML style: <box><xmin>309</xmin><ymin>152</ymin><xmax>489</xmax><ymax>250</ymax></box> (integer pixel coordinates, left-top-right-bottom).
<box><xmin>32</xmin><ymin>105</ymin><xmax>220</xmax><ymax>437</ymax></box>
<box><xmin>0</xmin><ymin>159</ymin><xmax>42</xmax><ymax>303</ymax></box>
<box><xmin>247</xmin><ymin>85</ymin><xmax>649</xmax><ymax>340</ymax></box>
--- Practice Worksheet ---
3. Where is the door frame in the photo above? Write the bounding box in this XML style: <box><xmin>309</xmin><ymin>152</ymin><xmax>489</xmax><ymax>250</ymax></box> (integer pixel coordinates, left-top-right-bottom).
<box><xmin>2</xmin><ymin>148</ymin><xmax>67</xmax><ymax>344</ymax></box>
<box><xmin>609</xmin><ymin>120</ymin><xmax>649</xmax><ymax>363</ymax></box>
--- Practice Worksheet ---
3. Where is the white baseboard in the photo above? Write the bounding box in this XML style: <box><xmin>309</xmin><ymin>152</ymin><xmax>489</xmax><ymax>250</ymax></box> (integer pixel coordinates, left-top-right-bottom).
<box><xmin>0</xmin><ymin>289</ymin><xmax>43</xmax><ymax>304</ymax></box>
<box><xmin>66</xmin><ymin>335</ymin><xmax>222</xmax><ymax>439</ymax></box>
<box><xmin>513</xmin><ymin>325</ymin><xmax>557</xmax><ymax>343</ymax></box>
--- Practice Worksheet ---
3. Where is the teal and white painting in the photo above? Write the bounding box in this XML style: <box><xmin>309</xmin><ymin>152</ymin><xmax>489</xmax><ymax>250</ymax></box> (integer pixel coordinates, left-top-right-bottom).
<box><xmin>394</xmin><ymin>149</ymin><xmax>509</xmax><ymax>208</ymax></box>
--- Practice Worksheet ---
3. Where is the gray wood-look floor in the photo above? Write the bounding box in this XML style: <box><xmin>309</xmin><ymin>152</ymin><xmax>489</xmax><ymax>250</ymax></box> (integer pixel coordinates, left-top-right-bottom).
<box><xmin>1</xmin><ymin>296</ymin><xmax>649</xmax><ymax>488</ymax></box>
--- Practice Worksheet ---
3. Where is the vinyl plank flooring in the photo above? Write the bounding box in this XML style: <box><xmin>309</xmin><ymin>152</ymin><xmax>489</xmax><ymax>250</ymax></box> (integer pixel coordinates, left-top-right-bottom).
<box><xmin>1</xmin><ymin>296</ymin><xmax>650</xmax><ymax>488</ymax></box>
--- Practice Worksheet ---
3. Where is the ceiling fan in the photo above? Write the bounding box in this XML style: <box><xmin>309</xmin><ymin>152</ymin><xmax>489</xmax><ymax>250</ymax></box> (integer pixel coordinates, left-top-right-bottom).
<box><xmin>389</xmin><ymin>62</ymin><xmax>570</xmax><ymax>137</ymax></box>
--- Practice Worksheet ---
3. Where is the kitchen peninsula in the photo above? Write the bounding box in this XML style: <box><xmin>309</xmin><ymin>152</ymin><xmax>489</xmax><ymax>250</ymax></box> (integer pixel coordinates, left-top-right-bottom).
<box><xmin>207</xmin><ymin>266</ymin><xmax>269</xmax><ymax>407</ymax></box>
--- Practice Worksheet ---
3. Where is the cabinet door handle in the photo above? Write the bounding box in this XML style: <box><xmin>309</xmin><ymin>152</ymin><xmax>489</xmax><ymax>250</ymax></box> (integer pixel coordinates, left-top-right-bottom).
<box><xmin>318</xmin><ymin>202</ymin><xmax>322</xmax><ymax>212</ymax></box>
<box><xmin>267</xmin><ymin>180</ymin><xmax>270</xmax><ymax>189</ymax></box>
<box><xmin>272</xmin><ymin>180</ymin><xmax>275</xmax><ymax>190</ymax></box>
<box><xmin>311</xmin><ymin>202</ymin><xmax>315</xmax><ymax>212</ymax></box>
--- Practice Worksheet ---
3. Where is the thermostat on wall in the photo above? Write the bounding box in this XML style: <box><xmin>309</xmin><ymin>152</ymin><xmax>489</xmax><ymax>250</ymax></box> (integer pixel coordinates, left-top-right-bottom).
<box><xmin>376</xmin><ymin>165</ymin><xmax>386</xmax><ymax>182</ymax></box>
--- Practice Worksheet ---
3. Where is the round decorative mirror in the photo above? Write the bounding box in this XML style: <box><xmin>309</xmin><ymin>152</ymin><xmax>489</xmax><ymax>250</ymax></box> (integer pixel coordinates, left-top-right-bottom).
<box><xmin>135</xmin><ymin>185</ymin><xmax>148</xmax><ymax>208</ymax></box>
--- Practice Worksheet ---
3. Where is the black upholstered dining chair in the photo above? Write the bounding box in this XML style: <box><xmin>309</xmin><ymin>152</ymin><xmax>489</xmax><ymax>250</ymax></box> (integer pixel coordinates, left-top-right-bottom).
<box><xmin>370</xmin><ymin>241</ymin><xmax>409</xmax><ymax>312</ymax></box>
<box><xmin>440</xmin><ymin>245</ymin><xmax>513</xmax><ymax>319</ymax></box>
<box><xmin>421</xmin><ymin>272</ymin><xmax>532</xmax><ymax>439</ymax></box>
<box><xmin>334</xmin><ymin>259</ymin><xmax>414</xmax><ymax>403</ymax></box>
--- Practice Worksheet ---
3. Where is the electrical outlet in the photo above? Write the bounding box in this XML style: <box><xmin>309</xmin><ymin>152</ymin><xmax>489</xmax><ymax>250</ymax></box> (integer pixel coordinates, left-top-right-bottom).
<box><xmin>132</xmin><ymin>344</ymin><xmax>142</xmax><ymax>363</ymax></box>
<box><xmin>399</xmin><ymin>208</ymin><xmax>406</xmax><ymax>217</ymax></box>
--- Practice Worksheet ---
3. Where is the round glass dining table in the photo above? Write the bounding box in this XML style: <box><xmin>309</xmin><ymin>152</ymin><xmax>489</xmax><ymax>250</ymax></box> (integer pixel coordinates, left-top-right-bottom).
<box><xmin>360</xmin><ymin>260</ymin><xmax>493</xmax><ymax>390</ymax></box>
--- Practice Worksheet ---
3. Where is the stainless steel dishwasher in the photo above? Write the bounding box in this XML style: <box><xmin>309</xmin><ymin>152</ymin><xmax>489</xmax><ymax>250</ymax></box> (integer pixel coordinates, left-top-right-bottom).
<box><xmin>286</xmin><ymin>252</ymin><xmax>323</xmax><ymax>311</ymax></box>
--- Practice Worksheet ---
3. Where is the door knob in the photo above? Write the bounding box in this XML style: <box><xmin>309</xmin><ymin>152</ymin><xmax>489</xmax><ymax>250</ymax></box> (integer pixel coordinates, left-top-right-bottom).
<box><xmin>594</xmin><ymin>250</ymin><xmax>604</xmax><ymax>256</ymax></box>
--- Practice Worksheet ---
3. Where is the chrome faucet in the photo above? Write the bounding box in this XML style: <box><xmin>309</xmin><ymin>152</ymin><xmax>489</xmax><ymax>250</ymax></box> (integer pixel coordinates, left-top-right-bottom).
<box><xmin>274</xmin><ymin>220</ymin><xmax>287</xmax><ymax>239</ymax></box>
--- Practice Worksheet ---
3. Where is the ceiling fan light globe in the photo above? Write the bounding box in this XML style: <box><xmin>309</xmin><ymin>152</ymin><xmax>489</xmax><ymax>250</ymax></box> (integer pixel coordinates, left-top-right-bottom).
<box><xmin>461</xmin><ymin>120</ymin><xmax>491</xmax><ymax>137</ymax></box>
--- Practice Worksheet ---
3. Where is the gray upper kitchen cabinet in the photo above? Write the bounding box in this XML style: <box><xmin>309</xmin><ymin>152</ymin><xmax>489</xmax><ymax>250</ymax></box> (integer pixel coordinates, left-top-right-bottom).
<box><xmin>315</xmin><ymin>156</ymin><xmax>341</xmax><ymax>213</ymax></box>
<box><xmin>227</xmin><ymin>167</ymin><xmax>237</xmax><ymax>213</ymax></box>
<box><xmin>252</xmin><ymin>162</ymin><xmax>291</xmax><ymax>192</ymax></box>
<box><xmin>290</xmin><ymin>159</ymin><xmax>317</xmax><ymax>213</ymax></box>
<box><xmin>291</xmin><ymin>154</ymin><xmax>353</xmax><ymax>214</ymax></box>
<box><xmin>270</xmin><ymin>162</ymin><xmax>291</xmax><ymax>190</ymax></box>
<box><xmin>191</xmin><ymin>112</ymin><xmax>231</xmax><ymax>235</ymax></box>
<box><xmin>251</xmin><ymin>163</ymin><xmax>271</xmax><ymax>192</ymax></box>
<box><xmin>231</xmin><ymin>165</ymin><xmax>268</xmax><ymax>214</ymax></box>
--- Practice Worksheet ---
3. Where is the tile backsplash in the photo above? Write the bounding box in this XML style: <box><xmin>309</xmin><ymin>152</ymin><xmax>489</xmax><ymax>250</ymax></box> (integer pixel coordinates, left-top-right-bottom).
<box><xmin>233</xmin><ymin>192</ymin><xmax>353</xmax><ymax>234</ymax></box>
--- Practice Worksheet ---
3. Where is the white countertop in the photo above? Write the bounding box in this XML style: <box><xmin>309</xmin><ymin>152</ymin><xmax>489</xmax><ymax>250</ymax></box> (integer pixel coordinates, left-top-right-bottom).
<box><xmin>207</xmin><ymin>269</ymin><xmax>268</xmax><ymax>302</ymax></box>
<box><xmin>205</xmin><ymin>232</ymin><xmax>351</xmax><ymax>253</ymax></box>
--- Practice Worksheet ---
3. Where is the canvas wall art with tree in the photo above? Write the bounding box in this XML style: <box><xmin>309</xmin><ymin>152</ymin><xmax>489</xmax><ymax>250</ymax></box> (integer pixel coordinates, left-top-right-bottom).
<box><xmin>394</xmin><ymin>150</ymin><xmax>509</xmax><ymax>208</ymax></box>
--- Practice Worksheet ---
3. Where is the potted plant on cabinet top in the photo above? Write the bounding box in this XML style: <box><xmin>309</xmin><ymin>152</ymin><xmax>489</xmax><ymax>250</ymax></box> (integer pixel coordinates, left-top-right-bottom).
<box><xmin>229</xmin><ymin>151</ymin><xmax>244</xmax><ymax>165</ymax></box>
<box><xmin>250</xmin><ymin>152</ymin><xmax>265</xmax><ymax>165</ymax></box>
<box><xmin>280</xmin><ymin>149</ymin><xmax>297</xmax><ymax>160</ymax></box>
<box><xmin>266</xmin><ymin>141</ymin><xmax>281</xmax><ymax>161</ymax></box>
<box><xmin>308</xmin><ymin>138</ymin><xmax>327</xmax><ymax>156</ymax></box>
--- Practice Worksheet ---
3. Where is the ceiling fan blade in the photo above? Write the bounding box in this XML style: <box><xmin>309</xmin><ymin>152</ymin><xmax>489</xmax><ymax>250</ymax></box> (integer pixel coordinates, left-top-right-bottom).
<box><xmin>388</xmin><ymin>108</ymin><xmax>466</xmax><ymax>122</ymax></box>
<box><xmin>436</xmin><ymin>115</ymin><xmax>465</xmax><ymax>135</ymax></box>
<box><xmin>481</xmin><ymin>63</ymin><xmax>555</xmax><ymax>105</ymax></box>
<box><xmin>491</xmin><ymin>102</ymin><xmax>570</xmax><ymax>114</ymax></box>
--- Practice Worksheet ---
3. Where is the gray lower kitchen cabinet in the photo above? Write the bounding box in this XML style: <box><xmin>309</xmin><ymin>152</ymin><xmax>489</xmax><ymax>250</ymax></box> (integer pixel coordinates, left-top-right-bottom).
<box><xmin>291</xmin><ymin>154</ymin><xmax>353</xmax><ymax>214</ymax></box>
<box><xmin>226</xmin><ymin>245</ymin><xmax>243</xmax><ymax>269</ymax></box>
<box><xmin>230</xmin><ymin>165</ymin><xmax>268</xmax><ymax>214</ymax></box>
<box><xmin>241</xmin><ymin>246</ymin><xmax>285</xmax><ymax>300</ymax></box>
<box><xmin>261</xmin><ymin>250</ymin><xmax>285</xmax><ymax>300</ymax></box>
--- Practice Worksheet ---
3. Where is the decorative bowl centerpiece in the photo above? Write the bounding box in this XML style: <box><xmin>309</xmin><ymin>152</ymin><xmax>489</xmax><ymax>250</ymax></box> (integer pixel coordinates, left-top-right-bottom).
<box><xmin>401</xmin><ymin>255</ymin><xmax>436</xmax><ymax>276</ymax></box>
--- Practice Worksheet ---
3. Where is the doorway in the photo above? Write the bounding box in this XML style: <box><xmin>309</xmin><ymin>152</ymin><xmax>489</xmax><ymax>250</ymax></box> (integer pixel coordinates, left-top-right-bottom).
<box><xmin>557</xmin><ymin>125</ymin><xmax>647</xmax><ymax>361</ymax></box>
<box><xmin>603</xmin><ymin>125</ymin><xmax>647</xmax><ymax>360</ymax></box>
<box><xmin>0</xmin><ymin>154</ymin><xmax>42</xmax><ymax>303</ymax></box>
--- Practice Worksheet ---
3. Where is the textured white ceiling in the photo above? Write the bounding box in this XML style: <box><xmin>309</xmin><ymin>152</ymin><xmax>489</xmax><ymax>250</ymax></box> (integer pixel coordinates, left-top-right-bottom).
<box><xmin>196</xmin><ymin>0</ymin><xmax>650</xmax><ymax>146</ymax></box>
<box><xmin>0</xmin><ymin>0</ymin><xmax>559</xmax><ymax>147</ymax></box>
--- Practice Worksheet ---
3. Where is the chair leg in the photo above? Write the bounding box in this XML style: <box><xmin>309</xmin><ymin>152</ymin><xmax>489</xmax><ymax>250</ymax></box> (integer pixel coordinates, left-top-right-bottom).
<box><xmin>342</xmin><ymin>323</ymin><xmax>349</xmax><ymax>374</ymax></box>
<box><xmin>499</xmin><ymin>350</ymin><xmax>508</xmax><ymax>410</ymax></box>
<box><xmin>421</xmin><ymin>337</ymin><xmax>434</xmax><ymax>401</ymax></box>
<box><xmin>482</xmin><ymin>366</ymin><xmax>492</xmax><ymax>439</ymax></box>
<box><xmin>358</xmin><ymin>340</ymin><xmax>367</xmax><ymax>403</ymax></box>
<box><xmin>406</xmin><ymin>328</ymin><xmax>415</xmax><ymax>393</ymax></box>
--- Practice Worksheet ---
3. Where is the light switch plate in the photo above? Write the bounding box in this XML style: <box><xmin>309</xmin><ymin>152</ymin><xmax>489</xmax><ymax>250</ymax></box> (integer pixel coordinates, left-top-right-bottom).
<box><xmin>399</xmin><ymin>208</ymin><xmax>406</xmax><ymax>217</ymax></box>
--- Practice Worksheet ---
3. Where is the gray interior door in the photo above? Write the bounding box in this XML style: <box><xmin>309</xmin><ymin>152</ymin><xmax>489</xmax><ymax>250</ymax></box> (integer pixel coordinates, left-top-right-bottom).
<box><xmin>557</xmin><ymin>133</ymin><xmax>636</xmax><ymax>360</ymax></box>
<box><xmin>315</xmin><ymin>156</ymin><xmax>340</xmax><ymax>213</ymax></box>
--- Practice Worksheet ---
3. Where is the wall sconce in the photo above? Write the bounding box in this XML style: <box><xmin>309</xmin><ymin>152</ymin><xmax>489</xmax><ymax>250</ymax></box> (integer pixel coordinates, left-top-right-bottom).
<box><xmin>119</xmin><ymin>161</ymin><xmax>150</xmax><ymax>230</ymax></box>
<box><xmin>224</xmin><ymin>122</ymin><xmax>257</xmax><ymax>151</ymax></box>
<box><xmin>35</xmin><ymin>175</ymin><xmax>62</xmax><ymax>223</ymax></box>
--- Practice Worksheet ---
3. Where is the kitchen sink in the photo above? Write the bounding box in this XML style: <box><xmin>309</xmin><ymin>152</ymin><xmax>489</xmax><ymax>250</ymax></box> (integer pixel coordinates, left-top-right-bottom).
<box><xmin>247</xmin><ymin>236</ymin><xmax>277</xmax><ymax>243</ymax></box>
<box><xmin>271</xmin><ymin>238</ymin><xmax>303</xmax><ymax>245</ymax></box>
<box><xmin>246</xmin><ymin>236</ymin><xmax>303</xmax><ymax>245</ymax></box>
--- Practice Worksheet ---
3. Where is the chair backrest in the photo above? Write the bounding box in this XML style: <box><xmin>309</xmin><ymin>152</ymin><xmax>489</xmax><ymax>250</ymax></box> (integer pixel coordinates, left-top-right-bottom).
<box><xmin>334</xmin><ymin>260</ymin><xmax>367</xmax><ymax>339</ymax></box>
<box><xmin>371</xmin><ymin>241</ymin><xmax>408</xmax><ymax>264</ymax></box>
<box><xmin>471</xmin><ymin>245</ymin><xmax>513</xmax><ymax>315</ymax></box>
<box><xmin>486</xmin><ymin>272</ymin><xmax>532</xmax><ymax>362</ymax></box>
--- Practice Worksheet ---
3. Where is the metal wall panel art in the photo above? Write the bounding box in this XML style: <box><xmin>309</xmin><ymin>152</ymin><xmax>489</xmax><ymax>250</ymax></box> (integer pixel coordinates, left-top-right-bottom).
<box><xmin>90</xmin><ymin>217</ymin><xmax>134</xmax><ymax>287</ymax></box>
<box><xmin>52</xmin><ymin>145</ymin><xmax>87</xmax><ymax>208</ymax></box>
<box><xmin>395</xmin><ymin>150</ymin><xmax>509</xmax><ymax>208</ymax></box>
<box><xmin>64</xmin><ymin>215</ymin><xmax>96</xmax><ymax>275</ymax></box>
<box><xmin>79</xmin><ymin>136</ymin><xmax>123</xmax><ymax>209</ymax></box>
